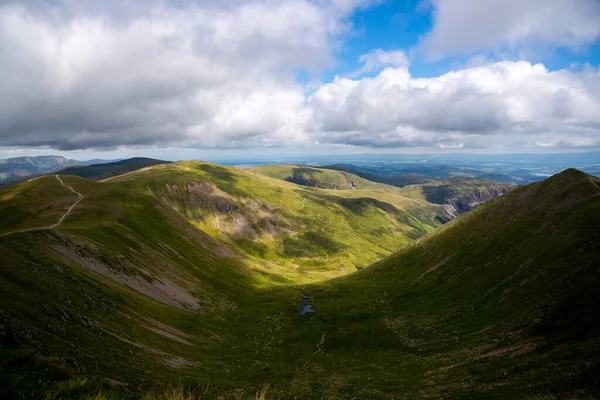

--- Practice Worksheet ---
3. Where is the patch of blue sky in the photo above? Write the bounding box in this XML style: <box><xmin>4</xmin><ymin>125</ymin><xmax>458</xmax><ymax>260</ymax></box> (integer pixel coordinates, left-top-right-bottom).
<box><xmin>314</xmin><ymin>0</ymin><xmax>600</xmax><ymax>85</ymax></box>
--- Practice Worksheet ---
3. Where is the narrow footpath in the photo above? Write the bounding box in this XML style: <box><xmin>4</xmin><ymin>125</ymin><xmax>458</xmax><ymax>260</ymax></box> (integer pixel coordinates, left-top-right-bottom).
<box><xmin>1</xmin><ymin>175</ymin><xmax>83</xmax><ymax>236</ymax></box>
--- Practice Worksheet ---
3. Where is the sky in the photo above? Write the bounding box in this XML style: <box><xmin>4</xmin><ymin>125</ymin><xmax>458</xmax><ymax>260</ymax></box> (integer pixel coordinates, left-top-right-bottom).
<box><xmin>1</xmin><ymin>0</ymin><xmax>600</xmax><ymax>161</ymax></box>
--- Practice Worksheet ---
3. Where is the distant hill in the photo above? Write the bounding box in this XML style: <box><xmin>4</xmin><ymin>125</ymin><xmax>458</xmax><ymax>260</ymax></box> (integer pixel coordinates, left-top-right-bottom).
<box><xmin>0</xmin><ymin>155</ymin><xmax>84</xmax><ymax>182</ymax></box>
<box><xmin>324</xmin><ymin>162</ymin><xmax>524</xmax><ymax>184</ymax></box>
<box><xmin>322</xmin><ymin>164</ymin><xmax>434</xmax><ymax>187</ymax></box>
<box><xmin>57</xmin><ymin>157</ymin><xmax>171</xmax><ymax>180</ymax></box>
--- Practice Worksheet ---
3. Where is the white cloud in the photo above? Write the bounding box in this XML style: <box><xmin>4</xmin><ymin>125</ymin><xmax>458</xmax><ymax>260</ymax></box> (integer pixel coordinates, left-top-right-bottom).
<box><xmin>1</xmin><ymin>1</ymin><xmax>599</xmax><ymax>153</ymax></box>
<box><xmin>422</xmin><ymin>0</ymin><xmax>600</xmax><ymax>59</ymax></box>
<box><xmin>309</xmin><ymin>61</ymin><xmax>600</xmax><ymax>148</ymax></box>
<box><xmin>349</xmin><ymin>49</ymin><xmax>410</xmax><ymax>77</ymax></box>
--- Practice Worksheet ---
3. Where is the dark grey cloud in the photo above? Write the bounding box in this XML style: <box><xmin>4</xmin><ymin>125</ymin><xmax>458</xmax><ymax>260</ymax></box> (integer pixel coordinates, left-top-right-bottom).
<box><xmin>0</xmin><ymin>0</ymin><xmax>360</xmax><ymax>149</ymax></box>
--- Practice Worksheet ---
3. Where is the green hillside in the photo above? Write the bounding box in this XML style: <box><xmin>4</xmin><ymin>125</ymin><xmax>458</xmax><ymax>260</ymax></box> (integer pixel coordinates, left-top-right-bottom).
<box><xmin>0</xmin><ymin>165</ymin><xmax>598</xmax><ymax>399</ymax></box>
<box><xmin>305</xmin><ymin>168</ymin><xmax>600</xmax><ymax>398</ymax></box>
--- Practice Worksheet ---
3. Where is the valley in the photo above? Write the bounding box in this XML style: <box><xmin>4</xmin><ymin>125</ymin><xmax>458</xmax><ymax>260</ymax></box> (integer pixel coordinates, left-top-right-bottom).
<box><xmin>0</xmin><ymin>161</ymin><xmax>598</xmax><ymax>399</ymax></box>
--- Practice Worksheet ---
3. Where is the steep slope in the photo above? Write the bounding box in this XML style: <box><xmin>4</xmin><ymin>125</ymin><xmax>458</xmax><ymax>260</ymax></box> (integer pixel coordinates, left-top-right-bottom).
<box><xmin>57</xmin><ymin>157</ymin><xmax>171</xmax><ymax>180</ymax></box>
<box><xmin>0</xmin><ymin>174</ymin><xmax>260</xmax><ymax>398</ymax></box>
<box><xmin>292</xmin><ymin>168</ymin><xmax>599</xmax><ymax>398</ymax></box>
<box><xmin>399</xmin><ymin>176</ymin><xmax>515</xmax><ymax>215</ymax></box>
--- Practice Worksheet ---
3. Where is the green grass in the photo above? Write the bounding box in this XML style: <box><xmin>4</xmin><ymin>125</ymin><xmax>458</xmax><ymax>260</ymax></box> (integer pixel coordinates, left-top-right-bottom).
<box><xmin>0</xmin><ymin>165</ymin><xmax>598</xmax><ymax>399</ymax></box>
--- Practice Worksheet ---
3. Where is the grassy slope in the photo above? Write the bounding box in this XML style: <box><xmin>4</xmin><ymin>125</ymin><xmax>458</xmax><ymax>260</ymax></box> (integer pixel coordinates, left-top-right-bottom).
<box><xmin>0</xmin><ymin>167</ymin><xmax>598</xmax><ymax>399</ymax></box>
<box><xmin>251</xmin><ymin>164</ymin><xmax>515</xmax><ymax>216</ymax></box>
<box><xmin>299</xmin><ymin>168</ymin><xmax>600</xmax><ymax>398</ymax></box>
<box><xmin>0</xmin><ymin>174</ymin><xmax>263</xmax><ymax>398</ymax></box>
<box><xmin>208</xmin><ymin>169</ymin><xmax>599</xmax><ymax>399</ymax></box>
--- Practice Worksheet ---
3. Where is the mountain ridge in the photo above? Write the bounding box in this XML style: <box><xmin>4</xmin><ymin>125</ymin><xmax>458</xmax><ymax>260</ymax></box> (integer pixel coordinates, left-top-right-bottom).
<box><xmin>57</xmin><ymin>157</ymin><xmax>171</xmax><ymax>181</ymax></box>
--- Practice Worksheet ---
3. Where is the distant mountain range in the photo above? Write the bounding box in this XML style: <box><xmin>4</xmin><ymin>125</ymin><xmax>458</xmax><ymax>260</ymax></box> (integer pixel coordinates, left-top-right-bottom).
<box><xmin>0</xmin><ymin>155</ymin><xmax>121</xmax><ymax>184</ymax></box>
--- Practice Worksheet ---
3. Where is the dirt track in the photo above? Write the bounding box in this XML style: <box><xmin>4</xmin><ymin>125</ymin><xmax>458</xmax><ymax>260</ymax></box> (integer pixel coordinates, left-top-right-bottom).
<box><xmin>1</xmin><ymin>175</ymin><xmax>83</xmax><ymax>236</ymax></box>
<box><xmin>50</xmin><ymin>175</ymin><xmax>84</xmax><ymax>228</ymax></box>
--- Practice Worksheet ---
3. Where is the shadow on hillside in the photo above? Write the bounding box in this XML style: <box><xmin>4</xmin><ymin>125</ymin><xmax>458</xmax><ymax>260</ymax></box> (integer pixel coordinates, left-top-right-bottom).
<box><xmin>194</xmin><ymin>164</ymin><xmax>244</xmax><ymax>195</ymax></box>
<box><xmin>285</xmin><ymin>167</ymin><xmax>325</xmax><ymax>188</ymax></box>
<box><xmin>282</xmin><ymin>231</ymin><xmax>346</xmax><ymax>257</ymax></box>
<box><xmin>308</xmin><ymin>191</ymin><xmax>399</xmax><ymax>216</ymax></box>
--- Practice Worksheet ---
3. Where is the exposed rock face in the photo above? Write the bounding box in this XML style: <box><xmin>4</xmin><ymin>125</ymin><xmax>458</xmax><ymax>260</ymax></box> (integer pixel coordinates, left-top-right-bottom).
<box><xmin>401</xmin><ymin>178</ymin><xmax>516</xmax><ymax>218</ymax></box>
<box><xmin>159</xmin><ymin>181</ymin><xmax>293</xmax><ymax>240</ymax></box>
<box><xmin>441</xmin><ymin>186</ymin><xmax>514</xmax><ymax>216</ymax></box>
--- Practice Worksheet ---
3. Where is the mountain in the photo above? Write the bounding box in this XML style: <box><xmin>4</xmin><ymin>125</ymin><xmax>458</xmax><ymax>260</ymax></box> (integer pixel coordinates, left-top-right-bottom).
<box><xmin>0</xmin><ymin>156</ymin><xmax>85</xmax><ymax>182</ymax></box>
<box><xmin>0</xmin><ymin>165</ymin><xmax>597</xmax><ymax>399</ymax></box>
<box><xmin>57</xmin><ymin>158</ymin><xmax>172</xmax><ymax>181</ymax></box>
<box><xmin>324</xmin><ymin>162</ymin><xmax>524</xmax><ymax>184</ymax></box>
<box><xmin>321</xmin><ymin>164</ymin><xmax>434</xmax><ymax>187</ymax></box>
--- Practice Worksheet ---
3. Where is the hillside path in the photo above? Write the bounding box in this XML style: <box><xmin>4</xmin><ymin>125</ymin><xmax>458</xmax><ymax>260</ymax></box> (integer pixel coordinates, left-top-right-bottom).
<box><xmin>1</xmin><ymin>175</ymin><xmax>83</xmax><ymax>236</ymax></box>
<box><xmin>50</xmin><ymin>175</ymin><xmax>84</xmax><ymax>228</ymax></box>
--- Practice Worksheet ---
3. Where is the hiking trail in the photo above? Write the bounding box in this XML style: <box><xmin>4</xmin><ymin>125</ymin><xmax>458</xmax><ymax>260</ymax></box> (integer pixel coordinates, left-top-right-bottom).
<box><xmin>1</xmin><ymin>175</ymin><xmax>83</xmax><ymax>236</ymax></box>
<box><xmin>50</xmin><ymin>175</ymin><xmax>84</xmax><ymax>228</ymax></box>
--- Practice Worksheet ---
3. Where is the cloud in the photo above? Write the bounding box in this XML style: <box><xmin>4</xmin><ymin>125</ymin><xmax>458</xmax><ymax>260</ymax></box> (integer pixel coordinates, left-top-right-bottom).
<box><xmin>422</xmin><ymin>0</ymin><xmax>600</xmax><ymax>59</ymax></box>
<box><xmin>0</xmin><ymin>0</ymin><xmax>365</xmax><ymax>150</ymax></box>
<box><xmin>1</xmin><ymin>2</ymin><xmax>599</xmax><ymax>153</ymax></box>
<box><xmin>309</xmin><ymin>61</ymin><xmax>600</xmax><ymax>148</ymax></box>
<box><xmin>348</xmin><ymin>49</ymin><xmax>410</xmax><ymax>77</ymax></box>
